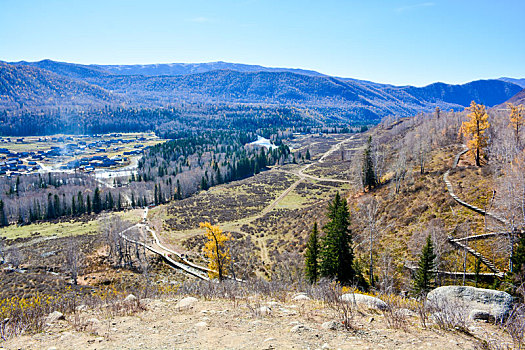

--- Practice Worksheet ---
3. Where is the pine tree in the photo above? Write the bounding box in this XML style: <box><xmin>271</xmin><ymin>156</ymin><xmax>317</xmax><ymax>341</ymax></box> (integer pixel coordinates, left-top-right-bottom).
<box><xmin>157</xmin><ymin>184</ymin><xmax>163</xmax><ymax>204</ymax></box>
<box><xmin>86</xmin><ymin>195</ymin><xmax>92</xmax><ymax>214</ymax></box>
<box><xmin>305</xmin><ymin>222</ymin><xmax>320</xmax><ymax>283</ymax></box>
<box><xmin>474</xmin><ymin>256</ymin><xmax>482</xmax><ymax>288</ymax></box>
<box><xmin>0</xmin><ymin>200</ymin><xmax>8</xmax><ymax>227</ymax></box>
<box><xmin>176</xmin><ymin>180</ymin><xmax>182</xmax><ymax>200</ymax></box>
<box><xmin>319</xmin><ymin>192</ymin><xmax>356</xmax><ymax>284</ymax></box>
<box><xmin>460</xmin><ymin>101</ymin><xmax>490</xmax><ymax>166</ymax></box>
<box><xmin>107</xmin><ymin>192</ymin><xmax>114</xmax><ymax>210</ymax></box>
<box><xmin>71</xmin><ymin>196</ymin><xmax>76</xmax><ymax>216</ymax></box>
<box><xmin>77</xmin><ymin>191</ymin><xmax>84</xmax><ymax>215</ymax></box>
<box><xmin>15</xmin><ymin>176</ymin><xmax>20</xmax><ymax>196</ymax></box>
<box><xmin>117</xmin><ymin>193</ymin><xmax>122</xmax><ymax>211</ymax></box>
<box><xmin>53</xmin><ymin>194</ymin><xmax>61</xmax><ymax>217</ymax></box>
<box><xmin>93</xmin><ymin>187</ymin><xmax>102</xmax><ymax>214</ymax></box>
<box><xmin>28</xmin><ymin>208</ymin><xmax>34</xmax><ymax>223</ymax></box>
<box><xmin>362</xmin><ymin>136</ymin><xmax>377</xmax><ymax>190</ymax></box>
<box><xmin>201</xmin><ymin>176</ymin><xmax>209</xmax><ymax>191</ymax></box>
<box><xmin>413</xmin><ymin>234</ymin><xmax>436</xmax><ymax>296</ymax></box>
<box><xmin>305</xmin><ymin>149</ymin><xmax>311</xmax><ymax>160</ymax></box>
<box><xmin>511</xmin><ymin>232</ymin><xmax>525</xmax><ymax>285</ymax></box>
<box><xmin>47</xmin><ymin>193</ymin><xmax>55</xmax><ymax>219</ymax></box>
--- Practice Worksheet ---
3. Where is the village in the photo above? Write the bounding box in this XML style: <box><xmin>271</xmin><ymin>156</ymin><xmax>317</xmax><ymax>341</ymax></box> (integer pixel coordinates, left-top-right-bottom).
<box><xmin>0</xmin><ymin>132</ymin><xmax>163</xmax><ymax>176</ymax></box>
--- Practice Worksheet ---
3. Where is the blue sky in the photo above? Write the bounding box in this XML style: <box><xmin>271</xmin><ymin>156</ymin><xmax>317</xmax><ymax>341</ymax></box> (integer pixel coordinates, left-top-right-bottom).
<box><xmin>0</xmin><ymin>0</ymin><xmax>523</xmax><ymax>86</ymax></box>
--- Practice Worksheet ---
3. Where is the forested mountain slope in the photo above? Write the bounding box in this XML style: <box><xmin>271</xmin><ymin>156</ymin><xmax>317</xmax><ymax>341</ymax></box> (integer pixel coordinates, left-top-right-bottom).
<box><xmin>2</xmin><ymin>60</ymin><xmax>522</xmax><ymax>120</ymax></box>
<box><xmin>504</xmin><ymin>88</ymin><xmax>525</xmax><ymax>105</ymax></box>
<box><xmin>0</xmin><ymin>62</ymin><xmax>122</xmax><ymax>111</ymax></box>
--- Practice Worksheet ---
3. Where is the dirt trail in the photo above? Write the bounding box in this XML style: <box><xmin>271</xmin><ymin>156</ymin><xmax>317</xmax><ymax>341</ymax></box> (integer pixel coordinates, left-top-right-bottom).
<box><xmin>150</xmin><ymin>134</ymin><xmax>358</xmax><ymax>266</ymax></box>
<box><xmin>256</xmin><ymin>134</ymin><xmax>356</xmax><ymax>219</ymax></box>
<box><xmin>3</xmin><ymin>297</ymin><xmax>495</xmax><ymax>350</ymax></box>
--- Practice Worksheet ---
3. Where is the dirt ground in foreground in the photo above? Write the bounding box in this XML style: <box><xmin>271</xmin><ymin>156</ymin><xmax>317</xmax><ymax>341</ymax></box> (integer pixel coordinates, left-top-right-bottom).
<box><xmin>0</xmin><ymin>297</ymin><xmax>508</xmax><ymax>350</ymax></box>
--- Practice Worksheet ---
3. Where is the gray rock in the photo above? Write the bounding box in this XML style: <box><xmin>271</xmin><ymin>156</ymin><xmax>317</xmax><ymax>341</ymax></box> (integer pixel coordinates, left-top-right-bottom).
<box><xmin>140</xmin><ymin>298</ymin><xmax>153</xmax><ymax>306</ymax></box>
<box><xmin>341</xmin><ymin>293</ymin><xmax>387</xmax><ymax>311</ymax></box>
<box><xmin>194</xmin><ymin>321</ymin><xmax>207</xmax><ymax>328</ymax></box>
<box><xmin>321</xmin><ymin>320</ymin><xmax>342</xmax><ymax>330</ymax></box>
<box><xmin>292</xmin><ymin>294</ymin><xmax>311</xmax><ymax>301</ymax></box>
<box><xmin>258</xmin><ymin>306</ymin><xmax>272</xmax><ymax>315</ymax></box>
<box><xmin>290</xmin><ymin>324</ymin><xmax>308</xmax><ymax>333</ymax></box>
<box><xmin>124</xmin><ymin>294</ymin><xmax>137</xmax><ymax>303</ymax></box>
<box><xmin>86</xmin><ymin>318</ymin><xmax>101</xmax><ymax>328</ymax></box>
<box><xmin>427</xmin><ymin>286</ymin><xmax>514</xmax><ymax>321</ymax></box>
<box><xmin>46</xmin><ymin>311</ymin><xmax>65</xmax><ymax>324</ymax></box>
<box><xmin>75</xmin><ymin>304</ymin><xmax>88</xmax><ymax>312</ymax></box>
<box><xmin>175</xmin><ymin>297</ymin><xmax>198</xmax><ymax>309</ymax></box>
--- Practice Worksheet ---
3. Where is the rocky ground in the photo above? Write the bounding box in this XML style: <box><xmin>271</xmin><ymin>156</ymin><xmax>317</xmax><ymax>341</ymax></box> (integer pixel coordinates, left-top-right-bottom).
<box><xmin>0</xmin><ymin>293</ymin><xmax>509</xmax><ymax>350</ymax></box>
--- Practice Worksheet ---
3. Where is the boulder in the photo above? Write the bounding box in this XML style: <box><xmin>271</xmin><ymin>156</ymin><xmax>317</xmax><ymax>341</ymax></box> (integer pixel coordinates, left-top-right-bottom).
<box><xmin>86</xmin><ymin>318</ymin><xmax>101</xmax><ymax>328</ymax></box>
<box><xmin>321</xmin><ymin>320</ymin><xmax>342</xmax><ymax>330</ymax></box>
<box><xmin>124</xmin><ymin>294</ymin><xmax>137</xmax><ymax>303</ymax></box>
<box><xmin>176</xmin><ymin>296</ymin><xmax>198</xmax><ymax>309</ymax></box>
<box><xmin>341</xmin><ymin>293</ymin><xmax>387</xmax><ymax>311</ymax></box>
<box><xmin>75</xmin><ymin>304</ymin><xmax>88</xmax><ymax>312</ymax></box>
<box><xmin>258</xmin><ymin>306</ymin><xmax>272</xmax><ymax>315</ymax></box>
<box><xmin>290</xmin><ymin>324</ymin><xmax>308</xmax><ymax>333</ymax></box>
<box><xmin>427</xmin><ymin>286</ymin><xmax>514</xmax><ymax>321</ymax></box>
<box><xmin>46</xmin><ymin>311</ymin><xmax>65</xmax><ymax>324</ymax></box>
<box><xmin>292</xmin><ymin>294</ymin><xmax>311</xmax><ymax>301</ymax></box>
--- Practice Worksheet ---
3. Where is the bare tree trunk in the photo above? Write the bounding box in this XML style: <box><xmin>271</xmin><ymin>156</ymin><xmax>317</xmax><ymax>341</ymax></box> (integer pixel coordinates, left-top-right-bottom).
<box><xmin>462</xmin><ymin>245</ymin><xmax>468</xmax><ymax>286</ymax></box>
<box><xmin>66</xmin><ymin>236</ymin><xmax>83</xmax><ymax>285</ymax></box>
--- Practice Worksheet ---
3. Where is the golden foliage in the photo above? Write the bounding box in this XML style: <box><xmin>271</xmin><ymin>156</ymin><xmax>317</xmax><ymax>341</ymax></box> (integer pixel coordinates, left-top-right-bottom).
<box><xmin>200</xmin><ymin>222</ymin><xmax>231</xmax><ymax>281</ymax></box>
<box><xmin>460</xmin><ymin>101</ymin><xmax>490</xmax><ymax>166</ymax></box>
<box><xmin>508</xmin><ymin>103</ymin><xmax>525</xmax><ymax>146</ymax></box>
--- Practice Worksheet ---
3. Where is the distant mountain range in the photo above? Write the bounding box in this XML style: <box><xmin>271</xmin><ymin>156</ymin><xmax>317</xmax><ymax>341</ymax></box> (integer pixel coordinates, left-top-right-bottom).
<box><xmin>1</xmin><ymin>59</ymin><xmax>523</xmax><ymax>120</ymax></box>
<box><xmin>499</xmin><ymin>77</ymin><xmax>525</xmax><ymax>89</ymax></box>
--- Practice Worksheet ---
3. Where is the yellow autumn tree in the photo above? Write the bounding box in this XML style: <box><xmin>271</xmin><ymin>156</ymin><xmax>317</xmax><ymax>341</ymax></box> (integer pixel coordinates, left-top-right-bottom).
<box><xmin>508</xmin><ymin>103</ymin><xmax>525</xmax><ymax>147</ymax></box>
<box><xmin>200</xmin><ymin>222</ymin><xmax>231</xmax><ymax>281</ymax></box>
<box><xmin>460</xmin><ymin>101</ymin><xmax>490</xmax><ymax>166</ymax></box>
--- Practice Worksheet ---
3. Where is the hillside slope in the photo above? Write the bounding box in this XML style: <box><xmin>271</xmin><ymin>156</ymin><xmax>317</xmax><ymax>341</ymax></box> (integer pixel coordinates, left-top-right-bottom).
<box><xmin>504</xmin><ymin>88</ymin><xmax>525</xmax><ymax>105</ymax></box>
<box><xmin>0</xmin><ymin>62</ymin><xmax>122</xmax><ymax>111</ymax></box>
